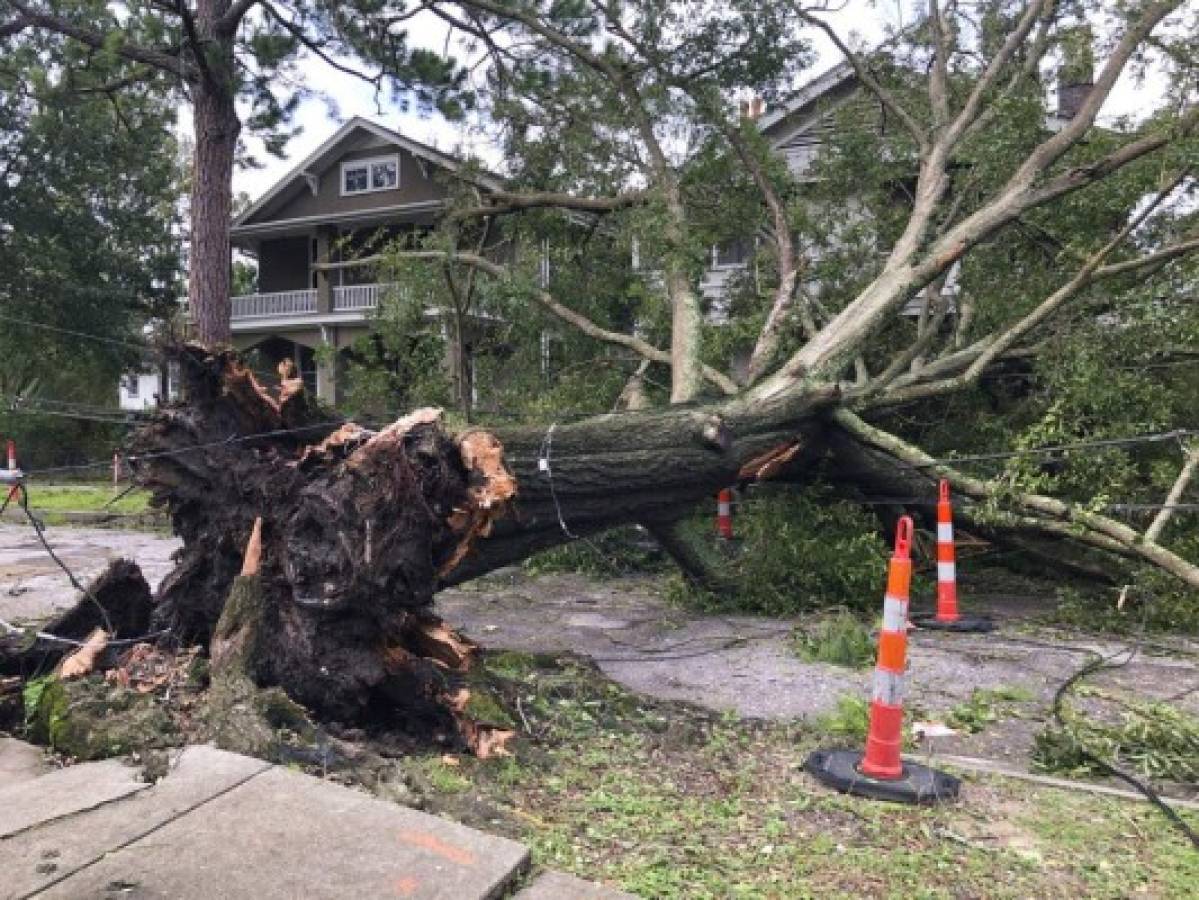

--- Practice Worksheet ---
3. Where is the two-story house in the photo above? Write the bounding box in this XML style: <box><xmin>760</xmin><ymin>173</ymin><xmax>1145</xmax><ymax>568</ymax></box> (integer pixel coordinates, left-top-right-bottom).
<box><xmin>226</xmin><ymin>117</ymin><xmax>504</xmax><ymax>402</ymax></box>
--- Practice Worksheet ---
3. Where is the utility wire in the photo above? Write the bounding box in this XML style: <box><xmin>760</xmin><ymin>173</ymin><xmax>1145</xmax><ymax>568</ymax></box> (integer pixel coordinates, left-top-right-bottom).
<box><xmin>0</xmin><ymin>312</ymin><xmax>161</xmax><ymax>355</ymax></box>
<box><xmin>0</xmin><ymin>483</ymin><xmax>170</xmax><ymax>649</ymax></box>
<box><xmin>910</xmin><ymin>429</ymin><xmax>1197</xmax><ymax>468</ymax></box>
<box><xmin>17</xmin><ymin>487</ymin><xmax>114</xmax><ymax>635</ymax></box>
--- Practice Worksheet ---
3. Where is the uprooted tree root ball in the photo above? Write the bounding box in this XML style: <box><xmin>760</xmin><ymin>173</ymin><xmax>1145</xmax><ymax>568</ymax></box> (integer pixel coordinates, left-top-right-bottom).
<box><xmin>116</xmin><ymin>345</ymin><xmax>520</xmax><ymax>754</ymax></box>
<box><xmin>95</xmin><ymin>342</ymin><xmax>812</xmax><ymax>753</ymax></box>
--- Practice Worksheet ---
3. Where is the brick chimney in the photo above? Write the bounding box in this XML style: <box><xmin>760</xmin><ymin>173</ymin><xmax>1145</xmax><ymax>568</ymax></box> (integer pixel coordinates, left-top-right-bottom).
<box><xmin>1057</xmin><ymin>23</ymin><xmax>1095</xmax><ymax>120</ymax></box>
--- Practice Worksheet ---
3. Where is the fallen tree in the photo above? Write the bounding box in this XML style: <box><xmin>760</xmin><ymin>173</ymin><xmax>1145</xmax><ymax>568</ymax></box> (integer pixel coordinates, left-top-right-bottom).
<box><xmin>123</xmin><ymin>346</ymin><xmax>832</xmax><ymax>732</ymax></box>
<box><xmin>118</xmin><ymin>331</ymin><xmax>1197</xmax><ymax>743</ymax></box>
<box><xmin>10</xmin><ymin>2</ymin><xmax>1199</xmax><ymax>750</ymax></box>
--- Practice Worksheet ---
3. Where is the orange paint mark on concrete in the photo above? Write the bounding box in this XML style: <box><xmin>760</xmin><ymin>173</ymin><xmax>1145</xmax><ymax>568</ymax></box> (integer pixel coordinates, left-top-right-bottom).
<box><xmin>393</xmin><ymin>876</ymin><xmax>420</xmax><ymax>896</ymax></box>
<box><xmin>398</xmin><ymin>830</ymin><xmax>477</xmax><ymax>867</ymax></box>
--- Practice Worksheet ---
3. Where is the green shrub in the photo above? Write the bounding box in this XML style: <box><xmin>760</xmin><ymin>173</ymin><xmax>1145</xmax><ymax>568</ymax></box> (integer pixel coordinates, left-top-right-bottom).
<box><xmin>524</xmin><ymin>526</ymin><xmax>666</xmax><ymax>578</ymax></box>
<box><xmin>668</xmin><ymin>486</ymin><xmax>891</xmax><ymax>616</ymax></box>
<box><xmin>794</xmin><ymin>611</ymin><xmax>876</xmax><ymax>669</ymax></box>
<box><xmin>945</xmin><ymin>686</ymin><xmax>1033</xmax><ymax>734</ymax></box>
<box><xmin>815</xmin><ymin>694</ymin><xmax>872</xmax><ymax>743</ymax></box>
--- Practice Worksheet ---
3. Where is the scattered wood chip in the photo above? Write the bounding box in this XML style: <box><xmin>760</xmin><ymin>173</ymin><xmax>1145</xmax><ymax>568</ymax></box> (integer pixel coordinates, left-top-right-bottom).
<box><xmin>105</xmin><ymin>643</ymin><xmax>179</xmax><ymax>693</ymax></box>
<box><xmin>470</xmin><ymin>725</ymin><xmax>515</xmax><ymax>759</ymax></box>
<box><xmin>440</xmin><ymin>754</ymin><xmax>461</xmax><ymax>767</ymax></box>
<box><xmin>912</xmin><ymin>720</ymin><xmax>959</xmax><ymax>739</ymax></box>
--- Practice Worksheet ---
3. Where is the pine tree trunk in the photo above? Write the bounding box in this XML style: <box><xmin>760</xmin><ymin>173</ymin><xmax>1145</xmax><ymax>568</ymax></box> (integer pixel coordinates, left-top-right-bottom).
<box><xmin>187</xmin><ymin>40</ymin><xmax>238</xmax><ymax>346</ymax></box>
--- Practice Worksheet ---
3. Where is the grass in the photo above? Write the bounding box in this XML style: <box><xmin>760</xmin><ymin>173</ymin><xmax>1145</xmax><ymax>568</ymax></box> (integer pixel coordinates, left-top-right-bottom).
<box><xmin>376</xmin><ymin>652</ymin><xmax>1198</xmax><ymax>899</ymax></box>
<box><xmin>945</xmin><ymin>686</ymin><xmax>1034</xmax><ymax>734</ymax></box>
<box><xmin>15</xmin><ymin>482</ymin><xmax>151</xmax><ymax>521</ymax></box>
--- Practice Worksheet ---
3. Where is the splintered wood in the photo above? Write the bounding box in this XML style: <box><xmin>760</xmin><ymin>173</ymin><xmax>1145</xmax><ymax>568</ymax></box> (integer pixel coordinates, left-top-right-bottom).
<box><xmin>739</xmin><ymin>440</ymin><xmax>805</xmax><ymax>481</ymax></box>
<box><xmin>439</xmin><ymin>430</ymin><xmax>517</xmax><ymax>577</ymax></box>
<box><xmin>56</xmin><ymin>628</ymin><xmax>109</xmax><ymax>680</ymax></box>
<box><xmin>408</xmin><ymin>615</ymin><xmax>479</xmax><ymax>672</ymax></box>
<box><xmin>240</xmin><ymin>517</ymin><xmax>263</xmax><ymax>577</ymax></box>
<box><xmin>445</xmin><ymin>688</ymin><xmax>515</xmax><ymax>759</ymax></box>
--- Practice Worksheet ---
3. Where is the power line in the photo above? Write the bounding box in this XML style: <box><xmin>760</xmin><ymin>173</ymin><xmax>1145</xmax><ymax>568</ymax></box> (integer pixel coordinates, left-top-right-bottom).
<box><xmin>0</xmin><ymin>312</ymin><xmax>160</xmax><ymax>355</ymax></box>
<box><xmin>911</xmin><ymin>428</ymin><xmax>1196</xmax><ymax>468</ymax></box>
<box><xmin>0</xmin><ymin>483</ymin><xmax>171</xmax><ymax>649</ymax></box>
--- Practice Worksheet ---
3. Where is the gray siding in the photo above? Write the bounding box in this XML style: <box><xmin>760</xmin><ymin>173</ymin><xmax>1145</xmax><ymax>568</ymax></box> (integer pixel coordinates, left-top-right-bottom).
<box><xmin>247</xmin><ymin>136</ymin><xmax>450</xmax><ymax>226</ymax></box>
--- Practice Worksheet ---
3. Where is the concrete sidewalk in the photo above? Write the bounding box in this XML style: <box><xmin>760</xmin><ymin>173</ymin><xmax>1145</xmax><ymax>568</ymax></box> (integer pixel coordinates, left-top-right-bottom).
<box><xmin>0</xmin><ymin>742</ymin><xmax>632</xmax><ymax>900</ymax></box>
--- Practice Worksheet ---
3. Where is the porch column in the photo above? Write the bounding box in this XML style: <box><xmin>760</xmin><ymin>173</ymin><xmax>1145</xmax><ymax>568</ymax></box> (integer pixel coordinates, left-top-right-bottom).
<box><xmin>315</xmin><ymin>226</ymin><xmax>334</xmax><ymax>314</ymax></box>
<box><xmin>316</xmin><ymin>325</ymin><xmax>338</xmax><ymax>404</ymax></box>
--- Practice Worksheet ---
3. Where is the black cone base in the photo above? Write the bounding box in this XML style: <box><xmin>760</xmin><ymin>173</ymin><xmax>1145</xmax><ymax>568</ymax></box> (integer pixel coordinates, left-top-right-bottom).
<box><xmin>911</xmin><ymin>614</ymin><xmax>995</xmax><ymax>633</ymax></box>
<box><xmin>804</xmin><ymin>748</ymin><xmax>960</xmax><ymax>805</ymax></box>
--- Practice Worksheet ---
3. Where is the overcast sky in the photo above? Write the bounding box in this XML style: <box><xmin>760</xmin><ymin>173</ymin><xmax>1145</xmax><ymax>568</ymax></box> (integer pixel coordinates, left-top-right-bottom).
<box><xmin>227</xmin><ymin>1</ymin><xmax>1170</xmax><ymax>203</ymax></box>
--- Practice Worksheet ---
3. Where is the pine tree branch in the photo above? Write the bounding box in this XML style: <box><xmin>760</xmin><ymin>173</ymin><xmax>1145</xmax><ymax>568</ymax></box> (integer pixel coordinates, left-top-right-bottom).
<box><xmin>3</xmin><ymin>1</ymin><xmax>192</xmax><ymax>78</ymax></box>
<box><xmin>216</xmin><ymin>0</ymin><xmax>260</xmax><ymax>35</ymax></box>
<box><xmin>259</xmin><ymin>2</ymin><xmax>386</xmax><ymax>89</ymax></box>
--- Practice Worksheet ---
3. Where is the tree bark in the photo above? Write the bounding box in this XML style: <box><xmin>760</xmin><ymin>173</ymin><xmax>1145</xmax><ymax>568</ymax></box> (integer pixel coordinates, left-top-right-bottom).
<box><xmin>129</xmin><ymin>346</ymin><xmax>832</xmax><ymax>729</ymax></box>
<box><xmin>126</xmin><ymin>344</ymin><xmax>1195</xmax><ymax>740</ymax></box>
<box><xmin>187</xmin><ymin>3</ymin><xmax>239</xmax><ymax>347</ymax></box>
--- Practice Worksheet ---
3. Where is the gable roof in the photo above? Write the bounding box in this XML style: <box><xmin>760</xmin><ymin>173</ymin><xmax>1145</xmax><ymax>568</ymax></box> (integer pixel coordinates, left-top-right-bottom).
<box><xmin>757</xmin><ymin>62</ymin><xmax>857</xmax><ymax>138</ymax></box>
<box><xmin>233</xmin><ymin>117</ymin><xmax>505</xmax><ymax>228</ymax></box>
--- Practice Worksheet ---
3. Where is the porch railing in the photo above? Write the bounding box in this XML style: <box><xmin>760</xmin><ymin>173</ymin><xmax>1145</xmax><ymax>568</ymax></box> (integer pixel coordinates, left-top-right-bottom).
<box><xmin>230</xmin><ymin>284</ymin><xmax>404</xmax><ymax>321</ymax></box>
<box><xmin>332</xmin><ymin>282</ymin><xmax>400</xmax><ymax>312</ymax></box>
<box><xmin>231</xmin><ymin>289</ymin><xmax>317</xmax><ymax>320</ymax></box>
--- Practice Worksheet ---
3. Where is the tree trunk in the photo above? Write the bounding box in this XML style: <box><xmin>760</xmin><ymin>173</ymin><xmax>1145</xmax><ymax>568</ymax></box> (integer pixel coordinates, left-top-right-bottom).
<box><xmin>129</xmin><ymin>345</ymin><xmax>1185</xmax><ymax>740</ymax></box>
<box><xmin>128</xmin><ymin>346</ymin><xmax>832</xmax><ymax>730</ymax></box>
<box><xmin>188</xmin><ymin>75</ymin><xmax>238</xmax><ymax>345</ymax></box>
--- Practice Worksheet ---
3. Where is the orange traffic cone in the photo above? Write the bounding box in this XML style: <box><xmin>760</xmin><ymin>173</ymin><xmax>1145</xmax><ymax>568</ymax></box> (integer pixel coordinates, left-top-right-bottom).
<box><xmin>913</xmin><ymin>480</ymin><xmax>993</xmax><ymax>633</ymax></box>
<box><xmin>1</xmin><ymin>439</ymin><xmax>25</xmax><ymax>513</ymax></box>
<box><xmin>805</xmin><ymin>516</ymin><xmax>960</xmax><ymax>804</ymax></box>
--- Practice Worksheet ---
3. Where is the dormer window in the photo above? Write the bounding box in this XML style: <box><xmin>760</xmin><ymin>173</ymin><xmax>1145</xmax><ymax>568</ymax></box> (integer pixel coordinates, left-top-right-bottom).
<box><xmin>341</xmin><ymin>154</ymin><xmax>399</xmax><ymax>196</ymax></box>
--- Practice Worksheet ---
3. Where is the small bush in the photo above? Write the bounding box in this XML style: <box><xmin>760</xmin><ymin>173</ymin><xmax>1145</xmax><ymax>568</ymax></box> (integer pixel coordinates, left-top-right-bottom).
<box><xmin>945</xmin><ymin>686</ymin><xmax>1033</xmax><ymax>734</ymax></box>
<box><xmin>814</xmin><ymin>693</ymin><xmax>921</xmax><ymax>749</ymax></box>
<box><xmin>794</xmin><ymin>612</ymin><xmax>876</xmax><ymax>669</ymax></box>
<box><xmin>668</xmin><ymin>486</ymin><xmax>891</xmax><ymax>616</ymax></box>
<box><xmin>815</xmin><ymin>694</ymin><xmax>872</xmax><ymax>743</ymax></box>
<box><xmin>524</xmin><ymin>526</ymin><xmax>666</xmax><ymax>578</ymax></box>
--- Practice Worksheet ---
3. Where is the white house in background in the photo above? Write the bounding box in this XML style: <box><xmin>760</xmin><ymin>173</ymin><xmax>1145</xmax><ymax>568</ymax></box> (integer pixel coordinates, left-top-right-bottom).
<box><xmin>118</xmin><ymin>367</ymin><xmax>178</xmax><ymax>411</ymax></box>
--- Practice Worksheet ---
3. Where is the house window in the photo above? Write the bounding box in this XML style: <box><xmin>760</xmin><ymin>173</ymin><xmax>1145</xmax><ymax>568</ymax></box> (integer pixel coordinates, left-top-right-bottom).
<box><xmin>713</xmin><ymin>236</ymin><xmax>754</xmax><ymax>268</ymax></box>
<box><xmin>122</xmin><ymin>375</ymin><xmax>139</xmax><ymax>398</ymax></box>
<box><xmin>340</xmin><ymin>155</ymin><xmax>399</xmax><ymax>196</ymax></box>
